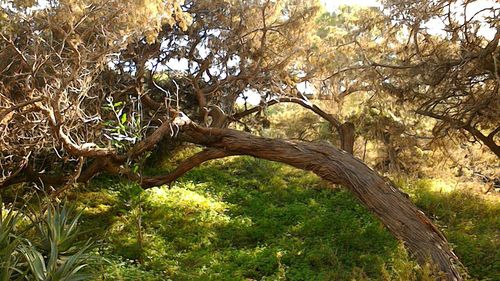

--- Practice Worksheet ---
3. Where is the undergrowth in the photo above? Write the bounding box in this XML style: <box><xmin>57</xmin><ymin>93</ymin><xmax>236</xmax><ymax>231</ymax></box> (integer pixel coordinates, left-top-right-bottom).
<box><xmin>62</xmin><ymin>156</ymin><xmax>498</xmax><ymax>281</ymax></box>
<box><xmin>0</xmin><ymin>199</ymin><xmax>94</xmax><ymax>281</ymax></box>
<box><xmin>398</xmin><ymin>178</ymin><xmax>499</xmax><ymax>280</ymax></box>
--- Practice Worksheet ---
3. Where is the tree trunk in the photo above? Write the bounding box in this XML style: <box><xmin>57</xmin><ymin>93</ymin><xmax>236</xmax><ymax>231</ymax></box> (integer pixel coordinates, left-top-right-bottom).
<box><xmin>182</xmin><ymin>125</ymin><xmax>462</xmax><ymax>281</ymax></box>
<box><xmin>339</xmin><ymin>121</ymin><xmax>355</xmax><ymax>154</ymax></box>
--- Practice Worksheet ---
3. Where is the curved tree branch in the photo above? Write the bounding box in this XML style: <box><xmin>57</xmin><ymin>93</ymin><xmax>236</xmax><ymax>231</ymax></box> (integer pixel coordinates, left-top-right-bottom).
<box><xmin>0</xmin><ymin>97</ymin><xmax>43</xmax><ymax>123</ymax></box>
<box><xmin>417</xmin><ymin>109</ymin><xmax>500</xmax><ymax>157</ymax></box>
<box><xmin>232</xmin><ymin>96</ymin><xmax>356</xmax><ymax>153</ymax></box>
<box><xmin>141</xmin><ymin>148</ymin><xmax>236</xmax><ymax>188</ymax></box>
<box><xmin>1</xmin><ymin>115</ymin><xmax>463</xmax><ymax>280</ymax></box>
<box><xmin>175</xmin><ymin>123</ymin><xmax>462</xmax><ymax>280</ymax></box>
<box><xmin>233</xmin><ymin>96</ymin><xmax>342</xmax><ymax>129</ymax></box>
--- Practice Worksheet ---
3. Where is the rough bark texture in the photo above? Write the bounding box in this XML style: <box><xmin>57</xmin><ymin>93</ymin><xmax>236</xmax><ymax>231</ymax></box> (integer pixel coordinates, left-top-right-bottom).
<box><xmin>179</xmin><ymin>125</ymin><xmax>462</xmax><ymax>281</ymax></box>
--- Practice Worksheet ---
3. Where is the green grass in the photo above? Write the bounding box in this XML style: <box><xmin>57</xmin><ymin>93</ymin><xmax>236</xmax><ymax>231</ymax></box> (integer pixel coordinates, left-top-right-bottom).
<box><xmin>70</xmin><ymin>157</ymin><xmax>498</xmax><ymax>280</ymax></box>
<box><xmin>400</xmin><ymin>178</ymin><xmax>500</xmax><ymax>281</ymax></box>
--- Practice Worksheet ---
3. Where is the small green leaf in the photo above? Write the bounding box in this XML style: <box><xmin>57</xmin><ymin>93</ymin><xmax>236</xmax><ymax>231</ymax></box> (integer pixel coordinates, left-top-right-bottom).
<box><xmin>120</xmin><ymin>113</ymin><xmax>127</xmax><ymax>124</ymax></box>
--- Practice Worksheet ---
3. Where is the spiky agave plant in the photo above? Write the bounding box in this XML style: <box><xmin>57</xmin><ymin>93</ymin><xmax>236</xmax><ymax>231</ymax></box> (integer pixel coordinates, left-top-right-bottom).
<box><xmin>18</xmin><ymin>240</ymin><xmax>92</xmax><ymax>281</ymax></box>
<box><xmin>18</xmin><ymin>200</ymin><xmax>94</xmax><ymax>281</ymax></box>
<box><xmin>0</xmin><ymin>199</ymin><xmax>22</xmax><ymax>281</ymax></box>
<box><xmin>33</xmin><ymin>202</ymin><xmax>87</xmax><ymax>255</ymax></box>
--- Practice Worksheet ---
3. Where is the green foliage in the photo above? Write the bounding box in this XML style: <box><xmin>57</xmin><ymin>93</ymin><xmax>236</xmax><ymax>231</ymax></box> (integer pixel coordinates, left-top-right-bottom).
<box><xmin>79</xmin><ymin>157</ymin><xmax>472</xmax><ymax>281</ymax></box>
<box><xmin>5</xmin><ymin>160</ymin><xmax>497</xmax><ymax>280</ymax></box>
<box><xmin>0</xmin><ymin>198</ymin><xmax>95</xmax><ymax>281</ymax></box>
<box><xmin>32</xmin><ymin>202</ymin><xmax>87</xmax><ymax>255</ymax></box>
<box><xmin>398</xmin><ymin>178</ymin><xmax>500</xmax><ymax>280</ymax></box>
<box><xmin>18</xmin><ymin>240</ymin><xmax>92</xmax><ymax>281</ymax></box>
<box><xmin>0</xmin><ymin>200</ymin><xmax>20</xmax><ymax>281</ymax></box>
<box><xmin>379</xmin><ymin>244</ymin><xmax>437</xmax><ymax>281</ymax></box>
<box><xmin>102</xmin><ymin>97</ymin><xmax>144</xmax><ymax>151</ymax></box>
<box><xmin>71</xmin><ymin>156</ymin><xmax>500</xmax><ymax>281</ymax></box>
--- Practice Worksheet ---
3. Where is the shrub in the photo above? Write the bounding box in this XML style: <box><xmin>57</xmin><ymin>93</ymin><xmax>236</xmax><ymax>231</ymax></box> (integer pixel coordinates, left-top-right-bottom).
<box><xmin>0</xmin><ymin>197</ymin><xmax>95</xmax><ymax>281</ymax></box>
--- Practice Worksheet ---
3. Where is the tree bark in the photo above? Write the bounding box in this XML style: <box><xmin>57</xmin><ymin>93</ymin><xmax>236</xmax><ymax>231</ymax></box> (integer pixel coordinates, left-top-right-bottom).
<box><xmin>178</xmin><ymin>124</ymin><xmax>462</xmax><ymax>281</ymax></box>
<box><xmin>339</xmin><ymin>121</ymin><xmax>355</xmax><ymax>154</ymax></box>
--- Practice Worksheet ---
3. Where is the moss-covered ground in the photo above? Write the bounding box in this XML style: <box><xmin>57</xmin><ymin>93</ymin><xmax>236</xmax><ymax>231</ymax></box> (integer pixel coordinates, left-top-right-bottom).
<box><xmin>71</xmin><ymin>157</ymin><xmax>498</xmax><ymax>281</ymax></box>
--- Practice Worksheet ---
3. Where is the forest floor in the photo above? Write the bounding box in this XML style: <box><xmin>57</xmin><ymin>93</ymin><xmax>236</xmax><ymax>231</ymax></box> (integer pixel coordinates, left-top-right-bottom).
<box><xmin>69</xmin><ymin>156</ymin><xmax>498</xmax><ymax>281</ymax></box>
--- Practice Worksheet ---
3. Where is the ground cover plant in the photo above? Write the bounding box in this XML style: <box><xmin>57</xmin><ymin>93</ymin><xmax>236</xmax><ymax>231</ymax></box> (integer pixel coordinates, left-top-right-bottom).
<box><xmin>67</xmin><ymin>156</ymin><xmax>497</xmax><ymax>281</ymax></box>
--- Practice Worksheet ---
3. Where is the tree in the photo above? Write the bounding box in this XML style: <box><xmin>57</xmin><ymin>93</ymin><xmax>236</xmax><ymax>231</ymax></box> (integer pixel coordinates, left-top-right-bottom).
<box><xmin>310</xmin><ymin>1</ymin><xmax>499</xmax><ymax>157</ymax></box>
<box><xmin>384</xmin><ymin>0</ymin><xmax>500</xmax><ymax>156</ymax></box>
<box><xmin>0</xmin><ymin>1</ymin><xmax>467</xmax><ymax>279</ymax></box>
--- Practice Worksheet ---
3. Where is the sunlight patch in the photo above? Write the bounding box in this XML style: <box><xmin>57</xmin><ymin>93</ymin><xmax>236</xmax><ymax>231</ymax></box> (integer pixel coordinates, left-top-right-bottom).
<box><xmin>146</xmin><ymin>183</ymin><xmax>230</xmax><ymax>214</ymax></box>
<box><xmin>427</xmin><ymin>179</ymin><xmax>457</xmax><ymax>193</ymax></box>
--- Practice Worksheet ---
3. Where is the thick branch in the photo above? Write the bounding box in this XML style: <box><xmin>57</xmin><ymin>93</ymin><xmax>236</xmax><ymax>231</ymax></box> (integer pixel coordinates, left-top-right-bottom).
<box><xmin>232</xmin><ymin>97</ymin><xmax>355</xmax><ymax>153</ymax></box>
<box><xmin>126</xmin><ymin>121</ymin><xmax>174</xmax><ymax>159</ymax></box>
<box><xmin>177</xmin><ymin>124</ymin><xmax>462</xmax><ymax>280</ymax></box>
<box><xmin>0</xmin><ymin>116</ymin><xmax>187</xmax><ymax>189</ymax></box>
<box><xmin>0</xmin><ymin>117</ymin><xmax>464</xmax><ymax>279</ymax></box>
<box><xmin>417</xmin><ymin>110</ymin><xmax>500</xmax><ymax>157</ymax></box>
<box><xmin>141</xmin><ymin>148</ymin><xmax>235</xmax><ymax>188</ymax></box>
